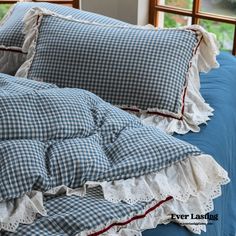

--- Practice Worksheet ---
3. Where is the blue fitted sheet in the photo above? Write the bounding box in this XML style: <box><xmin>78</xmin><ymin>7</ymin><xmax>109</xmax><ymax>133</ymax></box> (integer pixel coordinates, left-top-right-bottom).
<box><xmin>143</xmin><ymin>52</ymin><xmax>236</xmax><ymax>236</ymax></box>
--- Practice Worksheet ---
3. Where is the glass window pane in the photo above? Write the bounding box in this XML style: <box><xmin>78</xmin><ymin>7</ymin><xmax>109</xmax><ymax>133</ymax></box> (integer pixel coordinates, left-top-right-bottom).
<box><xmin>159</xmin><ymin>0</ymin><xmax>193</xmax><ymax>10</ymax></box>
<box><xmin>163</xmin><ymin>12</ymin><xmax>191</xmax><ymax>28</ymax></box>
<box><xmin>0</xmin><ymin>4</ymin><xmax>11</xmax><ymax>20</ymax></box>
<box><xmin>200</xmin><ymin>19</ymin><xmax>234</xmax><ymax>51</ymax></box>
<box><xmin>201</xmin><ymin>0</ymin><xmax>236</xmax><ymax>18</ymax></box>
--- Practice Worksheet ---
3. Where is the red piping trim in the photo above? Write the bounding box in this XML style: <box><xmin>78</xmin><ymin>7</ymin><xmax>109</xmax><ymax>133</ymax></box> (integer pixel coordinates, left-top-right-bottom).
<box><xmin>36</xmin><ymin>14</ymin><xmax>40</xmax><ymax>25</ymax></box>
<box><xmin>88</xmin><ymin>196</ymin><xmax>173</xmax><ymax>236</ymax></box>
<box><xmin>122</xmin><ymin>31</ymin><xmax>203</xmax><ymax>121</ymax></box>
<box><xmin>181</xmin><ymin>82</ymin><xmax>188</xmax><ymax>117</ymax></box>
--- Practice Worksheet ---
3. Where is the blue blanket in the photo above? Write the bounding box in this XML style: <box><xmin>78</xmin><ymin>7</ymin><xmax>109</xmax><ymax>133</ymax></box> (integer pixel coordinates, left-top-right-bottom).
<box><xmin>143</xmin><ymin>52</ymin><xmax>236</xmax><ymax>236</ymax></box>
<box><xmin>0</xmin><ymin>73</ymin><xmax>201</xmax><ymax>234</ymax></box>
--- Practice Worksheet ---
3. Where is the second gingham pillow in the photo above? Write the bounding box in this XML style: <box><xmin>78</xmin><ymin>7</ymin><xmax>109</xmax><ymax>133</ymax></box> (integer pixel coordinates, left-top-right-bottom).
<box><xmin>0</xmin><ymin>2</ymin><xmax>129</xmax><ymax>75</ymax></box>
<box><xmin>16</xmin><ymin>8</ymin><xmax>219</xmax><ymax>134</ymax></box>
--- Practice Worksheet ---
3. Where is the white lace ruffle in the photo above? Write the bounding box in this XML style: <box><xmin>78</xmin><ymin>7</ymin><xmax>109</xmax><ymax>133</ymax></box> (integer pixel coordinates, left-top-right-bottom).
<box><xmin>0</xmin><ymin>191</ymin><xmax>47</xmax><ymax>232</ymax></box>
<box><xmin>140</xmin><ymin>25</ymin><xmax>219</xmax><ymax>134</ymax></box>
<box><xmin>84</xmin><ymin>155</ymin><xmax>229</xmax><ymax>205</ymax></box>
<box><xmin>140</xmin><ymin>76</ymin><xmax>214</xmax><ymax>134</ymax></box>
<box><xmin>0</xmin><ymin>4</ymin><xmax>27</xmax><ymax>75</ymax></box>
<box><xmin>0</xmin><ymin>154</ymin><xmax>229</xmax><ymax>234</ymax></box>
<box><xmin>78</xmin><ymin>155</ymin><xmax>229</xmax><ymax>235</ymax></box>
<box><xmin>45</xmin><ymin>154</ymin><xmax>229</xmax><ymax>234</ymax></box>
<box><xmin>0</xmin><ymin>48</ymin><xmax>27</xmax><ymax>75</ymax></box>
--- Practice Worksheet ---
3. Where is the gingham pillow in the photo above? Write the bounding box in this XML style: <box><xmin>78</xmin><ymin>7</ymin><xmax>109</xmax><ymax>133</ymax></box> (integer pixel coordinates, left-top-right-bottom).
<box><xmin>17</xmin><ymin>8</ymin><xmax>218</xmax><ymax>133</ymax></box>
<box><xmin>16</xmin><ymin>9</ymin><xmax>194</xmax><ymax>115</ymax></box>
<box><xmin>0</xmin><ymin>2</ymin><xmax>129</xmax><ymax>75</ymax></box>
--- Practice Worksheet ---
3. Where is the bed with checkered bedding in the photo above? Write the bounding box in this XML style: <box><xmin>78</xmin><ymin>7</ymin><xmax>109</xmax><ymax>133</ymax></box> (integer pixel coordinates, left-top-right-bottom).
<box><xmin>0</xmin><ymin>72</ymin><xmax>201</xmax><ymax>199</ymax></box>
<box><xmin>0</xmin><ymin>73</ymin><xmax>229</xmax><ymax>235</ymax></box>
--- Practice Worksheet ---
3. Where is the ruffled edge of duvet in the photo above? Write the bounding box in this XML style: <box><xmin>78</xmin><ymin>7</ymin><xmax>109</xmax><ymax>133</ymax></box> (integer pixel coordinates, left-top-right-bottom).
<box><xmin>1</xmin><ymin>154</ymin><xmax>229</xmax><ymax>234</ymax></box>
<box><xmin>16</xmin><ymin>8</ymin><xmax>218</xmax><ymax>134</ymax></box>
<box><xmin>78</xmin><ymin>154</ymin><xmax>230</xmax><ymax>235</ymax></box>
<box><xmin>0</xmin><ymin>191</ymin><xmax>47</xmax><ymax>232</ymax></box>
<box><xmin>79</xmin><ymin>197</ymin><xmax>173</xmax><ymax>236</ymax></box>
<box><xmin>82</xmin><ymin>155</ymin><xmax>229</xmax><ymax>205</ymax></box>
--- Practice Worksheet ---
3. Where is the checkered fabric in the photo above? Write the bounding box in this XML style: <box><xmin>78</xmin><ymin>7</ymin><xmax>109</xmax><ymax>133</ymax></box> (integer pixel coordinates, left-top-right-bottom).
<box><xmin>0</xmin><ymin>73</ymin><xmax>57</xmax><ymax>93</ymax></box>
<box><xmin>0</xmin><ymin>73</ymin><xmax>201</xmax><ymax>202</ymax></box>
<box><xmin>23</xmin><ymin>13</ymin><xmax>198</xmax><ymax>114</ymax></box>
<box><xmin>1</xmin><ymin>188</ymin><xmax>157</xmax><ymax>236</ymax></box>
<box><xmin>0</xmin><ymin>2</ymin><xmax>129</xmax><ymax>49</ymax></box>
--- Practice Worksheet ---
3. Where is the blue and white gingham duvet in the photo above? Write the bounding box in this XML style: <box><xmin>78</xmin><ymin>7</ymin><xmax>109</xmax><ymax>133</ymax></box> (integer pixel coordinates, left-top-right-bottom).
<box><xmin>0</xmin><ymin>73</ymin><xmax>201</xmax><ymax>234</ymax></box>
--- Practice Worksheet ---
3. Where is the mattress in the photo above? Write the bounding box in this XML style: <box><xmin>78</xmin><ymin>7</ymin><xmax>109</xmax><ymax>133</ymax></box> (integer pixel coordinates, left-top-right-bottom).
<box><xmin>142</xmin><ymin>52</ymin><xmax>236</xmax><ymax>236</ymax></box>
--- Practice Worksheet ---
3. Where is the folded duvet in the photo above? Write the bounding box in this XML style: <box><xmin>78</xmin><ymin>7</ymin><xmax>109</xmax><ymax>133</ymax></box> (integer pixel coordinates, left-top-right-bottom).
<box><xmin>0</xmin><ymin>73</ymin><xmax>230</xmax><ymax>235</ymax></box>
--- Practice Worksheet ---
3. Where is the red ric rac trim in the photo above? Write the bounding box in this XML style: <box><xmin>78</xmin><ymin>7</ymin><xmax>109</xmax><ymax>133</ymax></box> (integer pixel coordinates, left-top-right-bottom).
<box><xmin>88</xmin><ymin>196</ymin><xmax>173</xmax><ymax>236</ymax></box>
<box><xmin>123</xmin><ymin>32</ymin><xmax>203</xmax><ymax>121</ymax></box>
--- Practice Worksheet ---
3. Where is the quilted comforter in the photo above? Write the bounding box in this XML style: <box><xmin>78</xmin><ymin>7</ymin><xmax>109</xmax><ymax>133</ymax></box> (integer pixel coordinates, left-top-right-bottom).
<box><xmin>0</xmin><ymin>73</ymin><xmax>229</xmax><ymax>235</ymax></box>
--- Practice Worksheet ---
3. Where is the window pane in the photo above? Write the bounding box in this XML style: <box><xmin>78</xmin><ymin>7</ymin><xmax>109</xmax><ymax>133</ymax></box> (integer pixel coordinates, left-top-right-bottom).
<box><xmin>160</xmin><ymin>0</ymin><xmax>193</xmax><ymax>10</ymax></box>
<box><xmin>201</xmin><ymin>0</ymin><xmax>236</xmax><ymax>18</ymax></box>
<box><xmin>163</xmin><ymin>13</ymin><xmax>191</xmax><ymax>27</ymax></box>
<box><xmin>0</xmin><ymin>4</ymin><xmax>11</xmax><ymax>20</ymax></box>
<box><xmin>200</xmin><ymin>19</ymin><xmax>234</xmax><ymax>51</ymax></box>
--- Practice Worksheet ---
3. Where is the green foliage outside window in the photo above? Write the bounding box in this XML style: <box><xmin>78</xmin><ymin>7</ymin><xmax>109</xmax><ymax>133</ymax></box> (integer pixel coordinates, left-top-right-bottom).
<box><xmin>200</xmin><ymin>20</ymin><xmax>234</xmax><ymax>51</ymax></box>
<box><xmin>164</xmin><ymin>0</ymin><xmax>235</xmax><ymax>51</ymax></box>
<box><xmin>0</xmin><ymin>4</ymin><xmax>11</xmax><ymax>20</ymax></box>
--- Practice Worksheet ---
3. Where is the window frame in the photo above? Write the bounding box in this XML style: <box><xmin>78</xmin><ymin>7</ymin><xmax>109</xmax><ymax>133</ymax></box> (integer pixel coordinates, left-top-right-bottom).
<box><xmin>149</xmin><ymin>0</ymin><xmax>236</xmax><ymax>55</ymax></box>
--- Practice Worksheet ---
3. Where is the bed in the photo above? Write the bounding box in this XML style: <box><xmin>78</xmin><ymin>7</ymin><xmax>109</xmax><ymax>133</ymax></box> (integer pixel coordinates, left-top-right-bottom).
<box><xmin>143</xmin><ymin>52</ymin><xmax>236</xmax><ymax>236</ymax></box>
<box><xmin>0</xmin><ymin>3</ymin><xmax>235</xmax><ymax>236</ymax></box>
<box><xmin>1</xmin><ymin>53</ymin><xmax>235</xmax><ymax>236</ymax></box>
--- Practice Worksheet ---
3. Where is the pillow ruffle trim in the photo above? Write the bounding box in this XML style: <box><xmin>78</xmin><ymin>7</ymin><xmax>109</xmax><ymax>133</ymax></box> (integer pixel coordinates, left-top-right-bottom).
<box><xmin>0</xmin><ymin>4</ymin><xmax>26</xmax><ymax>75</ymax></box>
<box><xmin>1</xmin><ymin>154</ymin><xmax>229</xmax><ymax>234</ymax></box>
<box><xmin>140</xmin><ymin>25</ymin><xmax>219</xmax><ymax>134</ymax></box>
<box><xmin>0</xmin><ymin>49</ymin><xmax>27</xmax><ymax>75</ymax></box>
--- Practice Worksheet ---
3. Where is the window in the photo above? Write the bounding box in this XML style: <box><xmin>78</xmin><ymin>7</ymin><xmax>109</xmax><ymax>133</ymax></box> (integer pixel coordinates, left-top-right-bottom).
<box><xmin>149</xmin><ymin>0</ymin><xmax>236</xmax><ymax>55</ymax></box>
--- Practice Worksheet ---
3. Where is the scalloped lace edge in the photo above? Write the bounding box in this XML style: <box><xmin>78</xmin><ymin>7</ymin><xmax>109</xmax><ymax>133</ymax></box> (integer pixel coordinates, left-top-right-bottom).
<box><xmin>47</xmin><ymin>154</ymin><xmax>229</xmax><ymax>234</ymax></box>
<box><xmin>15</xmin><ymin>8</ymin><xmax>218</xmax><ymax>135</ymax></box>
<box><xmin>78</xmin><ymin>185</ymin><xmax>224</xmax><ymax>235</ymax></box>
<box><xmin>0</xmin><ymin>191</ymin><xmax>47</xmax><ymax>232</ymax></box>
<box><xmin>84</xmin><ymin>154</ymin><xmax>229</xmax><ymax>204</ymax></box>
<box><xmin>0</xmin><ymin>154</ymin><xmax>230</xmax><ymax>234</ymax></box>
